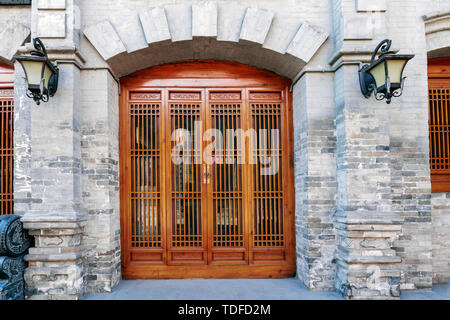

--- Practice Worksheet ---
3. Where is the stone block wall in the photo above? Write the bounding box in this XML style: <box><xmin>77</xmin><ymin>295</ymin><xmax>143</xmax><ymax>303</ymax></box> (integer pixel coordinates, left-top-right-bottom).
<box><xmin>431</xmin><ymin>193</ymin><xmax>450</xmax><ymax>284</ymax></box>
<box><xmin>294</xmin><ymin>72</ymin><xmax>337</xmax><ymax>291</ymax></box>
<box><xmin>387</xmin><ymin>0</ymin><xmax>434</xmax><ymax>290</ymax></box>
<box><xmin>80</xmin><ymin>70</ymin><xmax>120</xmax><ymax>293</ymax></box>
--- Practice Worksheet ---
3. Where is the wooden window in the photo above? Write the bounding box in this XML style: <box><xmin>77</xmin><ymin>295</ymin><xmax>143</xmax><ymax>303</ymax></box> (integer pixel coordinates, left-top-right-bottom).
<box><xmin>0</xmin><ymin>62</ymin><xmax>13</xmax><ymax>215</ymax></box>
<box><xmin>429</xmin><ymin>57</ymin><xmax>450</xmax><ymax>192</ymax></box>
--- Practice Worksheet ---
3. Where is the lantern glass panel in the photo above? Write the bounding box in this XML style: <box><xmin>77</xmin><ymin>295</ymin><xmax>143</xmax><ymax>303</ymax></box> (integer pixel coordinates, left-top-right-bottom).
<box><xmin>20</xmin><ymin>60</ymin><xmax>45</xmax><ymax>87</ymax></box>
<box><xmin>386</xmin><ymin>59</ymin><xmax>407</xmax><ymax>84</ymax></box>
<box><xmin>42</xmin><ymin>63</ymin><xmax>53</xmax><ymax>92</ymax></box>
<box><xmin>368</xmin><ymin>62</ymin><xmax>386</xmax><ymax>89</ymax></box>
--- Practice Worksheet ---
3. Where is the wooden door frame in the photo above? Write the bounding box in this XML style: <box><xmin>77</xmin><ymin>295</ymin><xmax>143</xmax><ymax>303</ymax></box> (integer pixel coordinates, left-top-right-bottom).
<box><xmin>0</xmin><ymin>62</ymin><xmax>14</xmax><ymax>88</ymax></box>
<box><xmin>428</xmin><ymin>57</ymin><xmax>450</xmax><ymax>192</ymax></box>
<box><xmin>0</xmin><ymin>62</ymin><xmax>14</xmax><ymax>217</ymax></box>
<box><xmin>119</xmin><ymin>60</ymin><xmax>296</xmax><ymax>279</ymax></box>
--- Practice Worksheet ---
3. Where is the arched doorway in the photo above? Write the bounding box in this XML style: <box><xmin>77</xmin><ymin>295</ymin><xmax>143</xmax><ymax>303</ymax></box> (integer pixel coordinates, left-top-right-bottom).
<box><xmin>119</xmin><ymin>60</ymin><xmax>295</xmax><ymax>279</ymax></box>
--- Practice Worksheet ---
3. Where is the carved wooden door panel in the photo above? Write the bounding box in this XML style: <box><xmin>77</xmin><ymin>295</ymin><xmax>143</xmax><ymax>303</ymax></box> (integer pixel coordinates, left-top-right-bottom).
<box><xmin>205</xmin><ymin>89</ymin><xmax>249</xmax><ymax>265</ymax></box>
<box><xmin>120</xmin><ymin>61</ymin><xmax>295</xmax><ymax>279</ymax></box>
<box><xmin>165</xmin><ymin>90</ymin><xmax>208</xmax><ymax>265</ymax></box>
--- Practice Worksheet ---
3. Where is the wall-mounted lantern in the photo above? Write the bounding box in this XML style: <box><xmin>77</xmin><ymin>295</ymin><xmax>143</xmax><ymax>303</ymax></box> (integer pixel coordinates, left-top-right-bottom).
<box><xmin>359</xmin><ymin>39</ymin><xmax>414</xmax><ymax>104</ymax></box>
<box><xmin>14</xmin><ymin>38</ymin><xmax>59</xmax><ymax>105</ymax></box>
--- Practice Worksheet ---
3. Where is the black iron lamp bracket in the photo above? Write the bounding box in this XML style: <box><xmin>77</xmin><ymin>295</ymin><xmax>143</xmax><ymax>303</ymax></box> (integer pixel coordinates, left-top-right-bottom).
<box><xmin>358</xmin><ymin>39</ymin><xmax>412</xmax><ymax>104</ymax></box>
<box><xmin>17</xmin><ymin>38</ymin><xmax>59</xmax><ymax>105</ymax></box>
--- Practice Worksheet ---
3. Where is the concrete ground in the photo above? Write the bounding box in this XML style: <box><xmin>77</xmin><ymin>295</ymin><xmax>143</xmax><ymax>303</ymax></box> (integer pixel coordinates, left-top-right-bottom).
<box><xmin>84</xmin><ymin>278</ymin><xmax>450</xmax><ymax>300</ymax></box>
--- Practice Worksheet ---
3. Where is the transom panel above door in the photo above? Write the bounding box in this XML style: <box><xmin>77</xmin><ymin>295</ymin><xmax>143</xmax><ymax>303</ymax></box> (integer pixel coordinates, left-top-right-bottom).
<box><xmin>120</xmin><ymin>61</ymin><xmax>295</xmax><ymax>279</ymax></box>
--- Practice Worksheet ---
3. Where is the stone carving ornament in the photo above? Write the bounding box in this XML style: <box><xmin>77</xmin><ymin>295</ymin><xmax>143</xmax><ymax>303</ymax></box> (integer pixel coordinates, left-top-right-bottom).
<box><xmin>0</xmin><ymin>256</ymin><xmax>26</xmax><ymax>300</ymax></box>
<box><xmin>0</xmin><ymin>215</ymin><xmax>30</xmax><ymax>300</ymax></box>
<box><xmin>0</xmin><ymin>215</ymin><xmax>31</xmax><ymax>257</ymax></box>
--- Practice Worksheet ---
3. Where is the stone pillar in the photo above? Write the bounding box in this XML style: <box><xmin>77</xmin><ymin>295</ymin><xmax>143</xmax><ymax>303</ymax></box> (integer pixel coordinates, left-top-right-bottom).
<box><xmin>332</xmin><ymin>64</ymin><xmax>403</xmax><ymax>299</ymax></box>
<box><xmin>18</xmin><ymin>0</ymin><xmax>87</xmax><ymax>300</ymax></box>
<box><xmin>20</xmin><ymin>61</ymin><xmax>87</xmax><ymax>300</ymax></box>
<box><xmin>293</xmin><ymin>72</ymin><xmax>337</xmax><ymax>291</ymax></box>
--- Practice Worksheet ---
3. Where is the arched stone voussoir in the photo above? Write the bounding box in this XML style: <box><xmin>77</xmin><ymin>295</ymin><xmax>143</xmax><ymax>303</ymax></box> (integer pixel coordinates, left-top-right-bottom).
<box><xmin>140</xmin><ymin>7</ymin><xmax>171</xmax><ymax>45</ymax></box>
<box><xmin>164</xmin><ymin>3</ymin><xmax>192</xmax><ymax>42</ymax></box>
<box><xmin>424</xmin><ymin>11</ymin><xmax>450</xmax><ymax>58</ymax></box>
<box><xmin>112</xmin><ymin>14</ymin><xmax>148</xmax><ymax>54</ymax></box>
<box><xmin>192</xmin><ymin>2</ymin><xmax>218</xmax><ymax>37</ymax></box>
<box><xmin>239</xmin><ymin>6</ymin><xmax>274</xmax><ymax>45</ymax></box>
<box><xmin>0</xmin><ymin>20</ymin><xmax>30</xmax><ymax>63</ymax></box>
<box><xmin>286</xmin><ymin>22</ymin><xmax>329</xmax><ymax>63</ymax></box>
<box><xmin>83</xmin><ymin>2</ymin><xmax>329</xmax><ymax>79</ymax></box>
<box><xmin>106</xmin><ymin>38</ymin><xmax>304</xmax><ymax>79</ymax></box>
<box><xmin>84</xmin><ymin>20</ymin><xmax>127</xmax><ymax>61</ymax></box>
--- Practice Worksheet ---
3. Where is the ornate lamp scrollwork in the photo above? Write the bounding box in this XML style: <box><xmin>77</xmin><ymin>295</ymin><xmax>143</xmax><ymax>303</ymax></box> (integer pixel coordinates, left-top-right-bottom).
<box><xmin>14</xmin><ymin>38</ymin><xmax>59</xmax><ymax>105</ymax></box>
<box><xmin>359</xmin><ymin>39</ymin><xmax>414</xmax><ymax>104</ymax></box>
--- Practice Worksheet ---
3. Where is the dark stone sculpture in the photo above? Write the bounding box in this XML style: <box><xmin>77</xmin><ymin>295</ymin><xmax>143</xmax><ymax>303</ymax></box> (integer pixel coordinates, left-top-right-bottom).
<box><xmin>0</xmin><ymin>215</ymin><xmax>31</xmax><ymax>300</ymax></box>
<box><xmin>0</xmin><ymin>215</ymin><xmax>31</xmax><ymax>257</ymax></box>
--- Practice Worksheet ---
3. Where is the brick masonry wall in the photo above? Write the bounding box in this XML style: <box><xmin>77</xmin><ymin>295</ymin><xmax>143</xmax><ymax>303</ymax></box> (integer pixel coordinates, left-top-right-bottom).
<box><xmin>387</xmin><ymin>0</ymin><xmax>449</xmax><ymax>290</ymax></box>
<box><xmin>431</xmin><ymin>193</ymin><xmax>450</xmax><ymax>284</ymax></box>
<box><xmin>80</xmin><ymin>70</ymin><xmax>120</xmax><ymax>293</ymax></box>
<box><xmin>294</xmin><ymin>72</ymin><xmax>337</xmax><ymax>291</ymax></box>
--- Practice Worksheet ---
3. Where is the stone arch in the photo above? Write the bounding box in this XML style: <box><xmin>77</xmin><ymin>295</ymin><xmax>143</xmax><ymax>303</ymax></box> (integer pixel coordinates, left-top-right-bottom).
<box><xmin>424</xmin><ymin>10</ymin><xmax>450</xmax><ymax>58</ymax></box>
<box><xmin>83</xmin><ymin>2</ymin><xmax>328</xmax><ymax>79</ymax></box>
<box><xmin>0</xmin><ymin>20</ymin><xmax>30</xmax><ymax>64</ymax></box>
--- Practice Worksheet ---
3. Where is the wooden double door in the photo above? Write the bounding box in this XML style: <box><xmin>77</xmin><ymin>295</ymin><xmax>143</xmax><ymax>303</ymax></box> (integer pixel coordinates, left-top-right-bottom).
<box><xmin>120</xmin><ymin>61</ymin><xmax>295</xmax><ymax>279</ymax></box>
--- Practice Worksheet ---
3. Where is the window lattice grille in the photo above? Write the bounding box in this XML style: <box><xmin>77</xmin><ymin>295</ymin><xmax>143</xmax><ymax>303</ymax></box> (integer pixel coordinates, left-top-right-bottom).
<box><xmin>0</xmin><ymin>89</ymin><xmax>13</xmax><ymax>216</ymax></box>
<box><xmin>429</xmin><ymin>88</ymin><xmax>450</xmax><ymax>173</ymax></box>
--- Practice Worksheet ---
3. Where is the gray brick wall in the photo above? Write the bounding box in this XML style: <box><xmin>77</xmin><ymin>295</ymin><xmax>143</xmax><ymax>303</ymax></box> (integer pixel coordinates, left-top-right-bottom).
<box><xmin>80</xmin><ymin>70</ymin><xmax>120</xmax><ymax>293</ymax></box>
<box><xmin>294</xmin><ymin>72</ymin><xmax>337</xmax><ymax>291</ymax></box>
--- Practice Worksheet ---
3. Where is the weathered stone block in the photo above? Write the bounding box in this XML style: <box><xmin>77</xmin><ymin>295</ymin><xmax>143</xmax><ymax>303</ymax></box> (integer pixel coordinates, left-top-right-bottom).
<box><xmin>21</xmin><ymin>213</ymin><xmax>88</xmax><ymax>300</ymax></box>
<box><xmin>334</xmin><ymin>212</ymin><xmax>403</xmax><ymax>299</ymax></box>
<box><xmin>0</xmin><ymin>20</ymin><xmax>30</xmax><ymax>61</ymax></box>
<box><xmin>164</xmin><ymin>3</ymin><xmax>192</xmax><ymax>42</ymax></box>
<box><xmin>356</xmin><ymin>0</ymin><xmax>387</xmax><ymax>12</ymax></box>
<box><xmin>113</xmin><ymin>14</ymin><xmax>148</xmax><ymax>53</ymax></box>
<box><xmin>217</xmin><ymin>2</ymin><xmax>247</xmax><ymax>42</ymax></box>
<box><xmin>192</xmin><ymin>2</ymin><xmax>217</xmax><ymax>37</ymax></box>
<box><xmin>37</xmin><ymin>12</ymin><xmax>66</xmax><ymax>38</ymax></box>
<box><xmin>240</xmin><ymin>7</ymin><xmax>274</xmax><ymax>44</ymax></box>
<box><xmin>38</xmin><ymin>0</ymin><xmax>66</xmax><ymax>9</ymax></box>
<box><xmin>84</xmin><ymin>20</ymin><xmax>127</xmax><ymax>60</ymax></box>
<box><xmin>286</xmin><ymin>22</ymin><xmax>328</xmax><ymax>62</ymax></box>
<box><xmin>139</xmin><ymin>7</ymin><xmax>171</xmax><ymax>44</ymax></box>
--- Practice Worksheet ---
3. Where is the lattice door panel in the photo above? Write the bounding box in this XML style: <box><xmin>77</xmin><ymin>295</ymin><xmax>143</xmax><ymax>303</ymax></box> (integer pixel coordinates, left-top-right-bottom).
<box><xmin>0</xmin><ymin>88</ymin><xmax>13</xmax><ymax>216</ymax></box>
<box><xmin>167</xmin><ymin>91</ymin><xmax>206</xmax><ymax>265</ymax></box>
<box><xmin>207</xmin><ymin>91</ymin><xmax>247</xmax><ymax>264</ymax></box>
<box><xmin>250</xmin><ymin>92</ymin><xmax>286</xmax><ymax>262</ymax></box>
<box><xmin>130</xmin><ymin>102</ymin><xmax>162</xmax><ymax>249</ymax></box>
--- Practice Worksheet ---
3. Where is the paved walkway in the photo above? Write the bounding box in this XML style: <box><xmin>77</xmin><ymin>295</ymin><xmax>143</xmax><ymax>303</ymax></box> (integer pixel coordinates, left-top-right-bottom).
<box><xmin>84</xmin><ymin>278</ymin><xmax>450</xmax><ymax>300</ymax></box>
